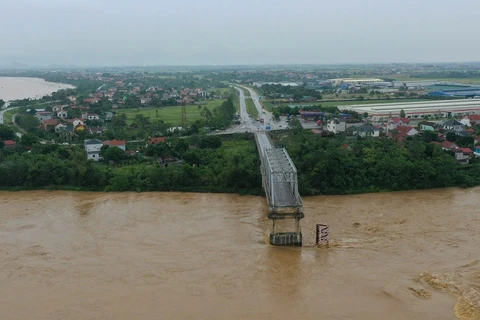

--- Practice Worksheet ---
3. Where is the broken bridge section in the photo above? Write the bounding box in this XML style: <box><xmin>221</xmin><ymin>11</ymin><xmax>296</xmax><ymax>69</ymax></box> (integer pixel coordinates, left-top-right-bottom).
<box><xmin>255</xmin><ymin>132</ymin><xmax>304</xmax><ymax>246</ymax></box>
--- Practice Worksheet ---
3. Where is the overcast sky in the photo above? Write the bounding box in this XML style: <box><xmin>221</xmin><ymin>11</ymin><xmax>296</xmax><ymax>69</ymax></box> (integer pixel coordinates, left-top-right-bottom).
<box><xmin>1</xmin><ymin>0</ymin><xmax>479</xmax><ymax>66</ymax></box>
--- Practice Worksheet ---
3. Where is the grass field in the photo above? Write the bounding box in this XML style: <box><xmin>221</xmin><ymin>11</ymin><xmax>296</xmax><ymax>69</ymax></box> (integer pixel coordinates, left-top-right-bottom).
<box><xmin>3</xmin><ymin>109</ymin><xmax>17</xmax><ymax>124</ymax></box>
<box><xmin>118</xmin><ymin>99</ymin><xmax>225</xmax><ymax>126</ymax></box>
<box><xmin>240</xmin><ymin>87</ymin><xmax>250</xmax><ymax>96</ymax></box>
<box><xmin>245</xmin><ymin>98</ymin><xmax>258</xmax><ymax>118</ymax></box>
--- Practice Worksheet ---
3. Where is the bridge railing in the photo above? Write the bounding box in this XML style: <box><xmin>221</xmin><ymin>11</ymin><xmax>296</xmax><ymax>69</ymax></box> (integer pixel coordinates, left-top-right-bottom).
<box><xmin>264</xmin><ymin>148</ymin><xmax>303</xmax><ymax>209</ymax></box>
<box><xmin>255</xmin><ymin>132</ymin><xmax>302</xmax><ymax>211</ymax></box>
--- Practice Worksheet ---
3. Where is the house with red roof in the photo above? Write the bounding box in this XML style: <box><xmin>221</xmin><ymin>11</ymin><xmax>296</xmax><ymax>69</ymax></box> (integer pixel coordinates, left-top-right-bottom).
<box><xmin>387</xmin><ymin>117</ymin><xmax>410</xmax><ymax>130</ymax></box>
<box><xmin>454</xmin><ymin>148</ymin><xmax>473</xmax><ymax>165</ymax></box>
<box><xmin>2</xmin><ymin>140</ymin><xmax>16</xmax><ymax>148</ymax></box>
<box><xmin>68</xmin><ymin>118</ymin><xmax>85</xmax><ymax>128</ymax></box>
<box><xmin>103</xmin><ymin>140</ymin><xmax>126</xmax><ymax>150</ymax></box>
<box><xmin>42</xmin><ymin>119</ymin><xmax>59</xmax><ymax>130</ymax></box>
<box><xmin>84</xmin><ymin>97</ymin><xmax>100</xmax><ymax>104</ymax></box>
<box><xmin>441</xmin><ymin>141</ymin><xmax>458</xmax><ymax>151</ymax></box>
<box><xmin>386</xmin><ymin>126</ymin><xmax>419</xmax><ymax>141</ymax></box>
<box><xmin>391</xmin><ymin>117</ymin><xmax>410</xmax><ymax>125</ymax></box>
<box><xmin>148</xmin><ymin>137</ymin><xmax>166</xmax><ymax>145</ymax></box>
<box><xmin>460</xmin><ymin>115</ymin><xmax>480</xmax><ymax>127</ymax></box>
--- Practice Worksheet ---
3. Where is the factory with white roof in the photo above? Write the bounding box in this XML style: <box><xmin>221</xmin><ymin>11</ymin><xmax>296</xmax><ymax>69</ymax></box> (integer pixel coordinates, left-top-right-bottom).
<box><xmin>340</xmin><ymin>99</ymin><xmax>480</xmax><ymax>122</ymax></box>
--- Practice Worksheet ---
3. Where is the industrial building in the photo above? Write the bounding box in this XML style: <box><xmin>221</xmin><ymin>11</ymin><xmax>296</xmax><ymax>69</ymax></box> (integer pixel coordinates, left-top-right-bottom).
<box><xmin>427</xmin><ymin>87</ymin><xmax>480</xmax><ymax>98</ymax></box>
<box><xmin>329</xmin><ymin>78</ymin><xmax>385</xmax><ymax>86</ymax></box>
<box><xmin>340</xmin><ymin>99</ymin><xmax>480</xmax><ymax>122</ymax></box>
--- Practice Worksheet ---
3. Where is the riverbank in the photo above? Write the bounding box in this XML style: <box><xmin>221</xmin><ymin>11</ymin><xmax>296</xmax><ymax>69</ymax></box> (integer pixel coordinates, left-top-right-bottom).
<box><xmin>0</xmin><ymin>184</ymin><xmax>263</xmax><ymax>195</ymax></box>
<box><xmin>0</xmin><ymin>77</ymin><xmax>75</xmax><ymax>101</ymax></box>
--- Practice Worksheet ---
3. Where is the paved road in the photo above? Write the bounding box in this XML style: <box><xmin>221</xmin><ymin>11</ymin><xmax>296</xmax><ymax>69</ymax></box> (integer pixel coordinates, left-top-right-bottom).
<box><xmin>0</xmin><ymin>106</ymin><xmax>17</xmax><ymax>125</ymax></box>
<box><xmin>236</xmin><ymin>85</ymin><xmax>290</xmax><ymax>131</ymax></box>
<box><xmin>235</xmin><ymin>87</ymin><xmax>249</xmax><ymax>121</ymax></box>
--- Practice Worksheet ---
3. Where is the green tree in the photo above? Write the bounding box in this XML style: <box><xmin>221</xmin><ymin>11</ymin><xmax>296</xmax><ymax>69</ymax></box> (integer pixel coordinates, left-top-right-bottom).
<box><xmin>16</xmin><ymin>115</ymin><xmax>40</xmax><ymax>132</ymax></box>
<box><xmin>20</xmin><ymin>133</ymin><xmax>39</xmax><ymax>146</ymax></box>
<box><xmin>103</xmin><ymin>146</ymin><xmax>125</xmax><ymax>163</ymax></box>
<box><xmin>0</xmin><ymin>99</ymin><xmax>5</xmax><ymax>108</ymax></box>
<box><xmin>400</xmin><ymin>109</ymin><xmax>406</xmax><ymax>118</ymax></box>
<box><xmin>133</xmin><ymin>114</ymin><xmax>151</xmax><ymax>128</ymax></box>
<box><xmin>199</xmin><ymin>136</ymin><xmax>222</xmax><ymax>149</ymax></box>
<box><xmin>0</xmin><ymin>124</ymin><xmax>16</xmax><ymax>140</ymax></box>
<box><xmin>446</xmin><ymin>132</ymin><xmax>456</xmax><ymax>142</ymax></box>
<box><xmin>288</xmin><ymin>119</ymin><xmax>303</xmax><ymax>134</ymax></box>
<box><xmin>112</xmin><ymin>113</ymin><xmax>127</xmax><ymax>127</ymax></box>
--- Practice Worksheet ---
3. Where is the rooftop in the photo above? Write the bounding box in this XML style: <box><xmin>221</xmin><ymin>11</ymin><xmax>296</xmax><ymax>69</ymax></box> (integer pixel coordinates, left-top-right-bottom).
<box><xmin>84</xmin><ymin>139</ymin><xmax>103</xmax><ymax>145</ymax></box>
<box><xmin>104</xmin><ymin>140</ymin><xmax>126</xmax><ymax>146</ymax></box>
<box><xmin>341</xmin><ymin>99</ymin><xmax>480</xmax><ymax>114</ymax></box>
<box><xmin>148</xmin><ymin>137</ymin><xmax>166</xmax><ymax>144</ymax></box>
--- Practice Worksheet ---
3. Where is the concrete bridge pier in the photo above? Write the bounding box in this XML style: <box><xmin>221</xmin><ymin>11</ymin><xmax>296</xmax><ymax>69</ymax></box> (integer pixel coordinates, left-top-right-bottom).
<box><xmin>269</xmin><ymin>212</ymin><xmax>304</xmax><ymax>247</ymax></box>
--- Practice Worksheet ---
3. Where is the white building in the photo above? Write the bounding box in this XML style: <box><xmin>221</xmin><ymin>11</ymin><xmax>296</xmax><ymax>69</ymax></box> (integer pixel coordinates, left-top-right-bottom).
<box><xmin>326</xmin><ymin>118</ymin><xmax>346</xmax><ymax>134</ymax></box>
<box><xmin>55</xmin><ymin>123</ymin><xmax>67</xmax><ymax>133</ymax></box>
<box><xmin>84</xmin><ymin>139</ymin><xmax>103</xmax><ymax>161</ymax></box>
<box><xmin>70</xmin><ymin>118</ymin><xmax>85</xmax><ymax>128</ymax></box>
<box><xmin>57</xmin><ymin>110</ymin><xmax>68</xmax><ymax>119</ymax></box>
<box><xmin>82</xmin><ymin>112</ymin><xmax>100</xmax><ymax>121</ymax></box>
<box><xmin>460</xmin><ymin>115</ymin><xmax>480</xmax><ymax>127</ymax></box>
<box><xmin>341</xmin><ymin>99</ymin><xmax>480</xmax><ymax>122</ymax></box>
<box><xmin>35</xmin><ymin>111</ymin><xmax>53</xmax><ymax>122</ymax></box>
<box><xmin>442</xmin><ymin>120</ymin><xmax>465</xmax><ymax>131</ymax></box>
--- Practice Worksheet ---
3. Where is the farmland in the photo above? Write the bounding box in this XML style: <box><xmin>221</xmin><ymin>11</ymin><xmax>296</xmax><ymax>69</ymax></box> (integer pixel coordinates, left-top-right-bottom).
<box><xmin>117</xmin><ymin>99</ymin><xmax>225</xmax><ymax>126</ymax></box>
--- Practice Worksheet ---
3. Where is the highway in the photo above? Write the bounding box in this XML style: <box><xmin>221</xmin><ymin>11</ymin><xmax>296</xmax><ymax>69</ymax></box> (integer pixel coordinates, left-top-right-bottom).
<box><xmin>234</xmin><ymin>86</ymin><xmax>254</xmax><ymax>131</ymax></box>
<box><xmin>229</xmin><ymin>85</ymin><xmax>290</xmax><ymax>134</ymax></box>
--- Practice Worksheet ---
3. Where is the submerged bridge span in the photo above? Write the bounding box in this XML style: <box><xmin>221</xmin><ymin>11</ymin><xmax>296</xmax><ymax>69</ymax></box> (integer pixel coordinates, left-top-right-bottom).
<box><xmin>255</xmin><ymin>132</ymin><xmax>304</xmax><ymax>246</ymax></box>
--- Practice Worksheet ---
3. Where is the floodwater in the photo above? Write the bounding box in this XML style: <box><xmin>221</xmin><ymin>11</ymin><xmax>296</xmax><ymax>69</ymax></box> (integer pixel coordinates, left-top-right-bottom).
<box><xmin>0</xmin><ymin>189</ymin><xmax>479</xmax><ymax>320</ymax></box>
<box><xmin>0</xmin><ymin>77</ymin><xmax>74</xmax><ymax>101</ymax></box>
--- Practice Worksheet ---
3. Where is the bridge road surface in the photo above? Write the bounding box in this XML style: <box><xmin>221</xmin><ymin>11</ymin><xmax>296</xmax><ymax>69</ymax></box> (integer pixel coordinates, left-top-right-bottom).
<box><xmin>256</xmin><ymin>132</ymin><xmax>298</xmax><ymax>209</ymax></box>
<box><xmin>235</xmin><ymin>87</ymin><xmax>249</xmax><ymax>122</ymax></box>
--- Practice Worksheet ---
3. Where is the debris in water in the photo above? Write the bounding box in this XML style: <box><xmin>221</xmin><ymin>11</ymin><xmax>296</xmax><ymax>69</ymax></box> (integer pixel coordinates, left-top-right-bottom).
<box><xmin>408</xmin><ymin>287</ymin><xmax>432</xmax><ymax>299</ymax></box>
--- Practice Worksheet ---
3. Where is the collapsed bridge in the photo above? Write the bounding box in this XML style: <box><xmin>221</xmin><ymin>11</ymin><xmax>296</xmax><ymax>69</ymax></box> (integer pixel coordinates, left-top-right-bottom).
<box><xmin>255</xmin><ymin>132</ymin><xmax>304</xmax><ymax>246</ymax></box>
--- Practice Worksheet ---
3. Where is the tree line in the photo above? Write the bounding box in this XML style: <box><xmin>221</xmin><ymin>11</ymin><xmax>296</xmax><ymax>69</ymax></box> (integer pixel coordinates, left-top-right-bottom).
<box><xmin>272</xmin><ymin>131</ymin><xmax>480</xmax><ymax>195</ymax></box>
<box><xmin>0</xmin><ymin>133</ymin><xmax>262</xmax><ymax>194</ymax></box>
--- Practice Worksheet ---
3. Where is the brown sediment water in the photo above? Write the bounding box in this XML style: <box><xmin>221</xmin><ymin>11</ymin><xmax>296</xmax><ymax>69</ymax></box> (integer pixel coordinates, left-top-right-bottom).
<box><xmin>0</xmin><ymin>188</ymin><xmax>479</xmax><ymax>319</ymax></box>
<box><xmin>0</xmin><ymin>77</ymin><xmax>74</xmax><ymax>101</ymax></box>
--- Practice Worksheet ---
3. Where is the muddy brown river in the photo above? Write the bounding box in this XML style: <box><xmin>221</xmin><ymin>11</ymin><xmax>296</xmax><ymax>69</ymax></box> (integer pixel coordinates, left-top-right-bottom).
<box><xmin>0</xmin><ymin>189</ymin><xmax>479</xmax><ymax>319</ymax></box>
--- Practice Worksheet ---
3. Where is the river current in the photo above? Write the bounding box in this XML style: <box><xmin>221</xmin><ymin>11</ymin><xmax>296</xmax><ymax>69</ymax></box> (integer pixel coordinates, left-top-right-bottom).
<box><xmin>0</xmin><ymin>77</ymin><xmax>74</xmax><ymax>101</ymax></box>
<box><xmin>0</xmin><ymin>189</ymin><xmax>479</xmax><ymax>319</ymax></box>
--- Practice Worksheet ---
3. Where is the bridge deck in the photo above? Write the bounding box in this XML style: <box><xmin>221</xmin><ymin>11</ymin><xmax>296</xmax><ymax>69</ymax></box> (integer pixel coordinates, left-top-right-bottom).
<box><xmin>255</xmin><ymin>132</ymin><xmax>302</xmax><ymax>211</ymax></box>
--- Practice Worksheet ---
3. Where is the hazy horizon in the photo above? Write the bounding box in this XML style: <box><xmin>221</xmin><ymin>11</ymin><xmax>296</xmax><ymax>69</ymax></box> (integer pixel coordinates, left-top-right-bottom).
<box><xmin>2</xmin><ymin>0</ymin><xmax>480</xmax><ymax>66</ymax></box>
